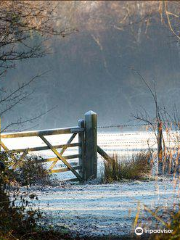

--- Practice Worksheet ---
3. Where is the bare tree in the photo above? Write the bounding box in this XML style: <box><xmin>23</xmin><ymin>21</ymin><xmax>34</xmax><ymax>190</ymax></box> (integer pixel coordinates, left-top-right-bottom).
<box><xmin>132</xmin><ymin>69</ymin><xmax>164</xmax><ymax>174</ymax></box>
<box><xmin>132</xmin><ymin>66</ymin><xmax>180</xmax><ymax>175</ymax></box>
<box><xmin>0</xmin><ymin>1</ymin><xmax>73</xmax><ymax>131</ymax></box>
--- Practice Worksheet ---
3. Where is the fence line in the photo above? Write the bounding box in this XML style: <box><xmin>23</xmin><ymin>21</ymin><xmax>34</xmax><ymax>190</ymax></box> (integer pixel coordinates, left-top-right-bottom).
<box><xmin>97</xmin><ymin>120</ymin><xmax>180</xmax><ymax>129</ymax></box>
<box><xmin>97</xmin><ymin>123</ymin><xmax>153</xmax><ymax>129</ymax></box>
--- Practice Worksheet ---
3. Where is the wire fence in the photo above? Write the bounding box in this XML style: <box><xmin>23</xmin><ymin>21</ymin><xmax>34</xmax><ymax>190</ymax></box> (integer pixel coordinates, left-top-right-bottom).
<box><xmin>97</xmin><ymin>123</ymin><xmax>153</xmax><ymax>129</ymax></box>
<box><xmin>97</xmin><ymin>122</ymin><xmax>180</xmax><ymax>157</ymax></box>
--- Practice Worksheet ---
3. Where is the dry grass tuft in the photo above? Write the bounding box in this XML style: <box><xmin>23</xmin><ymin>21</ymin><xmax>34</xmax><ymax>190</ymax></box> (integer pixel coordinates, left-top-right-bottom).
<box><xmin>102</xmin><ymin>151</ymin><xmax>152</xmax><ymax>183</ymax></box>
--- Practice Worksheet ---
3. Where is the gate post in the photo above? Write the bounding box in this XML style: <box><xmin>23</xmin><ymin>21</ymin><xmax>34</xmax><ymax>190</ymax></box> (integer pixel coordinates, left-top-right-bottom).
<box><xmin>84</xmin><ymin>111</ymin><xmax>97</xmax><ymax>181</ymax></box>
<box><xmin>78</xmin><ymin>119</ymin><xmax>85</xmax><ymax>180</ymax></box>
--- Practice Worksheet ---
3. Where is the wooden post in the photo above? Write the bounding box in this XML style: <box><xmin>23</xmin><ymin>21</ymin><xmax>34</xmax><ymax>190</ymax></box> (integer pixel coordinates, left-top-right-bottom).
<box><xmin>78</xmin><ymin>119</ymin><xmax>85</xmax><ymax>180</ymax></box>
<box><xmin>0</xmin><ymin>118</ymin><xmax>1</xmax><ymax>152</ymax></box>
<box><xmin>157</xmin><ymin>120</ymin><xmax>163</xmax><ymax>174</ymax></box>
<box><xmin>84</xmin><ymin>111</ymin><xmax>97</xmax><ymax>181</ymax></box>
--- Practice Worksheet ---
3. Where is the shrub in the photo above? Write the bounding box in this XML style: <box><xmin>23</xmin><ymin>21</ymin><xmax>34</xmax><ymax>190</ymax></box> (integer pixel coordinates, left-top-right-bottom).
<box><xmin>0</xmin><ymin>155</ymin><xmax>70</xmax><ymax>240</ymax></box>
<box><xmin>102</xmin><ymin>151</ymin><xmax>152</xmax><ymax>183</ymax></box>
<box><xmin>0</xmin><ymin>186</ymin><xmax>71</xmax><ymax>240</ymax></box>
<box><xmin>0</xmin><ymin>152</ymin><xmax>19</xmax><ymax>187</ymax></box>
<box><xmin>0</xmin><ymin>152</ymin><xmax>52</xmax><ymax>186</ymax></box>
<box><xmin>17</xmin><ymin>155</ymin><xmax>52</xmax><ymax>186</ymax></box>
<box><xmin>0</xmin><ymin>164</ymin><xmax>42</xmax><ymax>239</ymax></box>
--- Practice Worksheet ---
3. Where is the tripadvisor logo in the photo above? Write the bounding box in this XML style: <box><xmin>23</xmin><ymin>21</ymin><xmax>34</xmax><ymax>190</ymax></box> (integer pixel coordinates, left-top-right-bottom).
<box><xmin>135</xmin><ymin>227</ymin><xmax>173</xmax><ymax>235</ymax></box>
<box><xmin>135</xmin><ymin>227</ymin><xmax>143</xmax><ymax>235</ymax></box>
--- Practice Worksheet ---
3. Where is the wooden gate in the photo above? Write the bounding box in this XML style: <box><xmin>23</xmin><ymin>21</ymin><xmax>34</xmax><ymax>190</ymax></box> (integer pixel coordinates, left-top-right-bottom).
<box><xmin>0</xmin><ymin>111</ymin><xmax>112</xmax><ymax>182</ymax></box>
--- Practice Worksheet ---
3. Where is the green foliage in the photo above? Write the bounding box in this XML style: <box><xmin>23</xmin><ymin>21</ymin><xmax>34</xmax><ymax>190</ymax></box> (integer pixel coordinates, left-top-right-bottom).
<box><xmin>102</xmin><ymin>151</ymin><xmax>152</xmax><ymax>183</ymax></box>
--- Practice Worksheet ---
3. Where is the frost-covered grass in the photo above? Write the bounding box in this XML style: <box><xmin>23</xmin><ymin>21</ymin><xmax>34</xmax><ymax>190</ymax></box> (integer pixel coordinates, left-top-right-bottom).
<box><xmin>26</xmin><ymin>177</ymin><xmax>180</xmax><ymax>238</ymax></box>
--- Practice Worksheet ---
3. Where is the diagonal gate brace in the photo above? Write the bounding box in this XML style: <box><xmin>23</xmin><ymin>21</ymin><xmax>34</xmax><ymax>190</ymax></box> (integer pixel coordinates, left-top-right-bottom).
<box><xmin>49</xmin><ymin>133</ymin><xmax>77</xmax><ymax>170</ymax></box>
<box><xmin>39</xmin><ymin>135</ymin><xmax>82</xmax><ymax>181</ymax></box>
<box><xmin>0</xmin><ymin>141</ymin><xmax>28</xmax><ymax>169</ymax></box>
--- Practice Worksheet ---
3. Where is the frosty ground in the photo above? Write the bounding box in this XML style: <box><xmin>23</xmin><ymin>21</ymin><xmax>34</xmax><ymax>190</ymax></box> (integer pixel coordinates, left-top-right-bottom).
<box><xmin>27</xmin><ymin>177</ymin><xmax>180</xmax><ymax>238</ymax></box>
